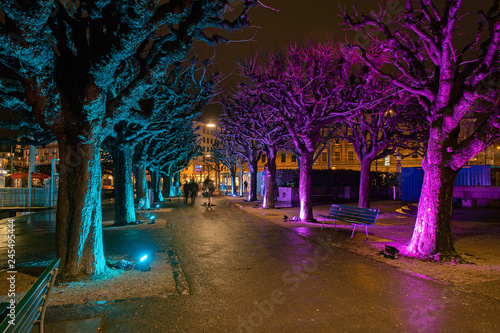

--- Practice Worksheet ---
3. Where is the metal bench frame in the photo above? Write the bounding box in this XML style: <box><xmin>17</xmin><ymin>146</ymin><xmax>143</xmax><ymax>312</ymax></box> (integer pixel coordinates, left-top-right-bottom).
<box><xmin>318</xmin><ymin>204</ymin><xmax>380</xmax><ymax>239</ymax></box>
<box><xmin>0</xmin><ymin>258</ymin><xmax>60</xmax><ymax>333</ymax></box>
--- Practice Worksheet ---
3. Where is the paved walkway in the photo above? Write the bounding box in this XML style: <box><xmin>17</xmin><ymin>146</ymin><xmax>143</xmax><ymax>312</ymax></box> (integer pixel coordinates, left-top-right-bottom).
<box><xmin>228</xmin><ymin>196</ymin><xmax>500</xmax><ymax>300</ymax></box>
<box><xmin>2</xmin><ymin>195</ymin><xmax>499</xmax><ymax>332</ymax></box>
<box><xmin>43</xmin><ymin>196</ymin><xmax>500</xmax><ymax>332</ymax></box>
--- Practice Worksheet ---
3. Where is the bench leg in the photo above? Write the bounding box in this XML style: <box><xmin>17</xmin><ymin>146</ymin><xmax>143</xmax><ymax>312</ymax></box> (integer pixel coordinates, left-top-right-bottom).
<box><xmin>321</xmin><ymin>219</ymin><xmax>337</xmax><ymax>231</ymax></box>
<box><xmin>365</xmin><ymin>225</ymin><xmax>369</xmax><ymax>239</ymax></box>
<box><xmin>351</xmin><ymin>224</ymin><xmax>356</xmax><ymax>239</ymax></box>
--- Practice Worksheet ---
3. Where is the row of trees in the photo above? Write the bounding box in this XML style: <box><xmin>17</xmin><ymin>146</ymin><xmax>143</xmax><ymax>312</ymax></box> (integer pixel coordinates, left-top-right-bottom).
<box><xmin>0</xmin><ymin>0</ymin><xmax>261</xmax><ymax>277</ymax></box>
<box><xmin>214</xmin><ymin>0</ymin><xmax>500</xmax><ymax>261</ymax></box>
<box><xmin>214</xmin><ymin>41</ymin><xmax>426</xmax><ymax>217</ymax></box>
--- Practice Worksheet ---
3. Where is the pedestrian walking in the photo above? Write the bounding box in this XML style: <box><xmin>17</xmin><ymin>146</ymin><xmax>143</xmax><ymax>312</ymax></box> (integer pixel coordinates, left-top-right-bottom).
<box><xmin>189</xmin><ymin>179</ymin><xmax>199</xmax><ymax>205</ymax></box>
<box><xmin>182</xmin><ymin>181</ymin><xmax>189</xmax><ymax>204</ymax></box>
<box><xmin>244</xmin><ymin>180</ymin><xmax>248</xmax><ymax>192</ymax></box>
<box><xmin>202</xmin><ymin>177</ymin><xmax>215</xmax><ymax>207</ymax></box>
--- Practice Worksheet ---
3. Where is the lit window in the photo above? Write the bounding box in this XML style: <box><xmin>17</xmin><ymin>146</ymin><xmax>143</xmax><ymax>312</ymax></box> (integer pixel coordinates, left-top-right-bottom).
<box><xmin>334</xmin><ymin>151</ymin><xmax>341</xmax><ymax>162</ymax></box>
<box><xmin>348</xmin><ymin>151</ymin><xmax>354</xmax><ymax>161</ymax></box>
<box><xmin>281</xmin><ymin>154</ymin><xmax>286</xmax><ymax>163</ymax></box>
<box><xmin>321</xmin><ymin>152</ymin><xmax>327</xmax><ymax>162</ymax></box>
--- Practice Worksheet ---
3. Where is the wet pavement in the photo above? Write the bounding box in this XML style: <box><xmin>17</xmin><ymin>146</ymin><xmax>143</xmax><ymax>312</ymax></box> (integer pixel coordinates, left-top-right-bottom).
<box><xmin>0</xmin><ymin>210</ymin><xmax>56</xmax><ymax>268</ymax></box>
<box><xmin>7</xmin><ymin>196</ymin><xmax>493</xmax><ymax>332</ymax></box>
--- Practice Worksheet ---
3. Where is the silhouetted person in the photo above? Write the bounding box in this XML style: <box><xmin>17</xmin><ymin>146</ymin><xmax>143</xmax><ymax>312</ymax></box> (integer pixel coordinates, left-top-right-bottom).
<box><xmin>203</xmin><ymin>177</ymin><xmax>215</xmax><ymax>207</ymax></box>
<box><xmin>189</xmin><ymin>179</ymin><xmax>199</xmax><ymax>205</ymax></box>
<box><xmin>183</xmin><ymin>181</ymin><xmax>189</xmax><ymax>204</ymax></box>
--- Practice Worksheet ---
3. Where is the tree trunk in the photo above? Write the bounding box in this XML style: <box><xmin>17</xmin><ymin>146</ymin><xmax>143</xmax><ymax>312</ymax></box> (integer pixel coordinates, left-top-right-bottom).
<box><xmin>137</xmin><ymin>166</ymin><xmax>150</xmax><ymax>209</ymax></box>
<box><xmin>173</xmin><ymin>172</ymin><xmax>180</xmax><ymax>197</ymax></box>
<box><xmin>56</xmin><ymin>138</ymin><xmax>106</xmax><ymax>277</ymax></box>
<box><xmin>164</xmin><ymin>174</ymin><xmax>172</xmax><ymax>198</ymax></box>
<box><xmin>151</xmin><ymin>170</ymin><xmax>162</xmax><ymax>202</ymax></box>
<box><xmin>231</xmin><ymin>169</ymin><xmax>237</xmax><ymax>196</ymax></box>
<box><xmin>401</xmin><ymin>143</ymin><xmax>458</xmax><ymax>259</ymax></box>
<box><xmin>358</xmin><ymin>158</ymin><xmax>373</xmax><ymax>208</ymax></box>
<box><xmin>239</xmin><ymin>165</ymin><xmax>244</xmax><ymax>197</ymax></box>
<box><xmin>248</xmin><ymin>158</ymin><xmax>259</xmax><ymax>201</ymax></box>
<box><xmin>298</xmin><ymin>151</ymin><xmax>314</xmax><ymax>221</ymax></box>
<box><xmin>263</xmin><ymin>153</ymin><xmax>277</xmax><ymax>208</ymax></box>
<box><xmin>113</xmin><ymin>146</ymin><xmax>135</xmax><ymax>225</ymax></box>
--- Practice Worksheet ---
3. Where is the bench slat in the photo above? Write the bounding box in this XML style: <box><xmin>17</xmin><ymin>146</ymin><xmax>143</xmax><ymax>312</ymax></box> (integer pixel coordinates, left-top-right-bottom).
<box><xmin>320</xmin><ymin>204</ymin><xmax>380</xmax><ymax>239</ymax></box>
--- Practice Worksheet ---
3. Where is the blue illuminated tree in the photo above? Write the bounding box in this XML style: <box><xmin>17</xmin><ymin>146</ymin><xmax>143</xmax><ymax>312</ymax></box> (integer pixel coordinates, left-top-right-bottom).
<box><xmin>104</xmin><ymin>58</ymin><xmax>216</xmax><ymax>225</ymax></box>
<box><xmin>133</xmin><ymin>120</ymin><xmax>201</xmax><ymax>209</ymax></box>
<box><xmin>0</xmin><ymin>1</ymin><xmax>259</xmax><ymax>277</ymax></box>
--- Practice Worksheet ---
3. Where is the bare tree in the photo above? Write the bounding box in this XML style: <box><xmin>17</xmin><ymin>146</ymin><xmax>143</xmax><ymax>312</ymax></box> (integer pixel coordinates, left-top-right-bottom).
<box><xmin>133</xmin><ymin>120</ymin><xmax>201</xmax><ymax>208</ymax></box>
<box><xmin>0</xmin><ymin>0</ymin><xmax>259</xmax><ymax>276</ymax></box>
<box><xmin>222</xmin><ymin>83</ymin><xmax>289</xmax><ymax>207</ymax></box>
<box><xmin>345</xmin><ymin>0</ymin><xmax>500</xmax><ymax>260</ymax></box>
<box><xmin>241</xmin><ymin>41</ymin><xmax>355</xmax><ymax>221</ymax></box>
<box><xmin>104</xmin><ymin>58</ymin><xmax>216</xmax><ymax>225</ymax></box>
<box><xmin>332</xmin><ymin>64</ymin><xmax>427</xmax><ymax>208</ymax></box>
<box><xmin>211</xmin><ymin>139</ymin><xmax>241</xmax><ymax>195</ymax></box>
<box><xmin>217</xmin><ymin>116</ymin><xmax>263</xmax><ymax>201</ymax></box>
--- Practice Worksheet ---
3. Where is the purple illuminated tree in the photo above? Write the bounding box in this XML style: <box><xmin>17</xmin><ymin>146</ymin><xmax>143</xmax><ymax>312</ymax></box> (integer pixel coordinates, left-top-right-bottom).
<box><xmin>332</xmin><ymin>65</ymin><xmax>427</xmax><ymax>208</ymax></box>
<box><xmin>241</xmin><ymin>41</ymin><xmax>354</xmax><ymax>221</ymax></box>
<box><xmin>222</xmin><ymin>83</ymin><xmax>289</xmax><ymax>207</ymax></box>
<box><xmin>0</xmin><ymin>1</ymin><xmax>258</xmax><ymax>277</ymax></box>
<box><xmin>345</xmin><ymin>0</ymin><xmax>500</xmax><ymax>259</ymax></box>
<box><xmin>217</xmin><ymin>114</ymin><xmax>263</xmax><ymax>201</ymax></box>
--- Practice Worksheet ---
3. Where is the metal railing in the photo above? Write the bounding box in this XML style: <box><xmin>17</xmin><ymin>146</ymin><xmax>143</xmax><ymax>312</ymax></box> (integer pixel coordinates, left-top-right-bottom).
<box><xmin>0</xmin><ymin>187</ymin><xmax>58</xmax><ymax>208</ymax></box>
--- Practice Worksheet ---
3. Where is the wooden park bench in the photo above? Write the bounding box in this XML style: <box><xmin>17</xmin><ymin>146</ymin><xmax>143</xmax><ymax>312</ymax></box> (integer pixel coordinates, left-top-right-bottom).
<box><xmin>0</xmin><ymin>258</ymin><xmax>60</xmax><ymax>333</ymax></box>
<box><xmin>318</xmin><ymin>204</ymin><xmax>380</xmax><ymax>239</ymax></box>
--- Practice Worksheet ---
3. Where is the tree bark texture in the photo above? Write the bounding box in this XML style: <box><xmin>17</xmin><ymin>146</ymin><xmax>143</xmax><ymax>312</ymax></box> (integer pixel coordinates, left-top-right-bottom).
<box><xmin>137</xmin><ymin>166</ymin><xmax>150</xmax><ymax>210</ymax></box>
<box><xmin>113</xmin><ymin>146</ymin><xmax>135</xmax><ymax>225</ymax></box>
<box><xmin>151</xmin><ymin>170</ymin><xmax>162</xmax><ymax>202</ymax></box>
<box><xmin>231</xmin><ymin>169</ymin><xmax>238</xmax><ymax>196</ymax></box>
<box><xmin>298</xmin><ymin>151</ymin><xmax>314</xmax><ymax>221</ymax></box>
<box><xmin>56</xmin><ymin>138</ymin><xmax>106</xmax><ymax>277</ymax></box>
<box><xmin>248</xmin><ymin>158</ymin><xmax>259</xmax><ymax>201</ymax></box>
<box><xmin>358</xmin><ymin>158</ymin><xmax>373</xmax><ymax>208</ymax></box>
<box><xmin>239</xmin><ymin>168</ymin><xmax>244</xmax><ymax>197</ymax></box>
<box><xmin>263</xmin><ymin>154</ymin><xmax>277</xmax><ymax>208</ymax></box>
<box><xmin>401</xmin><ymin>135</ymin><xmax>458</xmax><ymax>258</ymax></box>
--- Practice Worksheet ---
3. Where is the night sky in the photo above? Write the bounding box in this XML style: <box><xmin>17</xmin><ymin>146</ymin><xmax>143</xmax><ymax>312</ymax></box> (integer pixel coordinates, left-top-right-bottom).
<box><xmin>197</xmin><ymin>0</ymin><xmax>495</xmax><ymax>116</ymax></box>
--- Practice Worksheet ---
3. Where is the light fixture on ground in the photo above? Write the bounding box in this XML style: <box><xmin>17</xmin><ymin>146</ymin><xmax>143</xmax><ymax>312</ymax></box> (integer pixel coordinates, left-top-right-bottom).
<box><xmin>136</xmin><ymin>254</ymin><xmax>151</xmax><ymax>271</ymax></box>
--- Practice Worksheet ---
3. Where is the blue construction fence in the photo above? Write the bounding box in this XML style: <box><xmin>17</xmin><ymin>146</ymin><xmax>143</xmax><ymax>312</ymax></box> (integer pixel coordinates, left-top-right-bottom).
<box><xmin>401</xmin><ymin>165</ymin><xmax>498</xmax><ymax>202</ymax></box>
